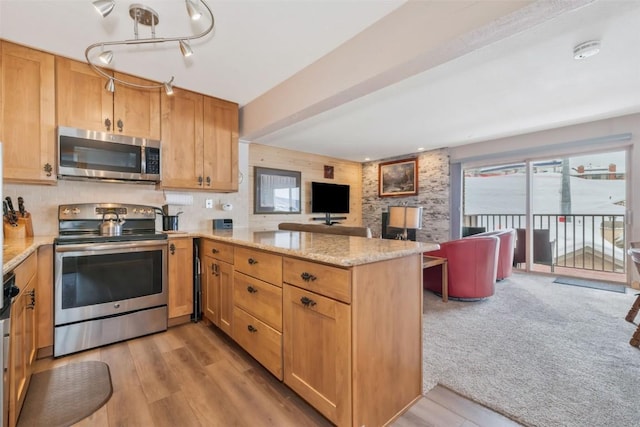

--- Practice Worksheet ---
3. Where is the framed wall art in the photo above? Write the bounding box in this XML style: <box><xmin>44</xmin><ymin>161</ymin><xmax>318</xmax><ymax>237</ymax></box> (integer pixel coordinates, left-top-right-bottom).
<box><xmin>254</xmin><ymin>167</ymin><xmax>302</xmax><ymax>214</ymax></box>
<box><xmin>378</xmin><ymin>158</ymin><xmax>418</xmax><ymax>197</ymax></box>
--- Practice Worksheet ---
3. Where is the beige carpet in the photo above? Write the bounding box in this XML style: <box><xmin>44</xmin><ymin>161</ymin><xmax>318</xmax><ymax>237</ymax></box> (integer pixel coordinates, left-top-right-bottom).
<box><xmin>17</xmin><ymin>361</ymin><xmax>112</xmax><ymax>427</ymax></box>
<box><xmin>423</xmin><ymin>273</ymin><xmax>640</xmax><ymax>427</ymax></box>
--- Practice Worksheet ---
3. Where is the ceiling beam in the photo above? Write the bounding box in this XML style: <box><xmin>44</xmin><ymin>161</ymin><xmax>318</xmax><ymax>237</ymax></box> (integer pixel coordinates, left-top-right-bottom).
<box><xmin>240</xmin><ymin>0</ymin><xmax>594</xmax><ymax>142</ymax></box>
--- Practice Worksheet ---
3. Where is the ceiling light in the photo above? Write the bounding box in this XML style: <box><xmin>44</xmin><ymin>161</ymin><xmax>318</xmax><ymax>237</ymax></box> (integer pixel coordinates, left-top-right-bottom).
<box><xmin>85</xmin><ymin>0</ymin><xmax>215</xmax><ymax>94</ymax></box>
<box><xmin>573</xmin><ymin>40</ymin><xmax>600</xmax><ymax>60</ymax></box>
<box><xmin>417</xmin><ymin>147</ymin><xmax>424</xmax><ymax>151</ymax></box>
<box><xmin>179</xmin><ymin>40</ymin><xmax>193</xmax><ymax>57</ymax></box>
<box><xmin>105</xmin><ymin>78</ymin><xmax>115</xmax><ymax>92</ymax></box>
<box><xmin>98</xmin><ymin>49</ymin><xmax>113</xmax><ymax>65</ymax></box>
<box><xmin>93</xmin><ymin>0</ymin><xmax>116</xmax><ymax>17</ymax></box>
<box><xmin>185</xmin><ymin>0</ymin><xmax>202</xmax><ymax>21</ymax></box>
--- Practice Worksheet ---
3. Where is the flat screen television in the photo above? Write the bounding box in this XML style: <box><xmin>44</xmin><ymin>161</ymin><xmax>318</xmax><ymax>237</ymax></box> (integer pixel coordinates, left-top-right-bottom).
<box><xmin>311</xmin><ymin>182</ymin><xmax>350</xmax><ymax>223</ymax></box>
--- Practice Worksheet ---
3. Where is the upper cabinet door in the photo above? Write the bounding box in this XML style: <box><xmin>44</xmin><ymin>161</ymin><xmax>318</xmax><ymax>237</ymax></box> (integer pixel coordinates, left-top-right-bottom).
<box><xmin>56</xmin><ymin>57</ymin><xmax>112</xmax><ymax>133</ymax></box>
<box><xmin>113</xmin><ymin>71</ymin><xmax>160</xmax><ymax>140</ymax></box>
<box><xmin>0</xmin><ymin>41</ymin><xmax>56</xmax><ymax>183</ymax></box>
<box><xmin>161</xmin><ymin>88</ymin><xmax>204</xmax><ymax>189</ymax></box>
<box><xmin>203</xmin><ymin>97</ymin><xmax>239</xmax><ymax>192</ymax></box>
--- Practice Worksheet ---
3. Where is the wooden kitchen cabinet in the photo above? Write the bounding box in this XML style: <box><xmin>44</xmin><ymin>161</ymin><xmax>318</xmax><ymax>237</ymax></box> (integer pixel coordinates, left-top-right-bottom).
<box><xmin>10</xmin><ymin>251</ymin><xmax>38</xmax><ymax>427</ymax></box>
<box><xmin>200</xmin><ymin>239</ymin><xmax>234</xmax><ymax>335</ymax></box>
<box><xmin>232</xmin><ymin>247</ymin><xmax>283</xmax><ymax>379</ymax></box>
<box><xmin>56</xmin><ymin>57</ymin><xmax>160</xmax><ymax>139</ymax></box>
<box><xmin>282</xmin><ymin>254</ymin><xmax>423</xmax><ymax>427</ymax></box>
<box><xmin>168</xmin><ymin>238</ymin><xmax>193</xmax><ymax>320</ymax></box>
<box><xmin>0</xmin><ymin>41</ymin><xmax>56</xmax><ymax>184</ymax></box>
<box><xmin>161</xmin><ymin>88</ymin><xmax>239</xmax><ymax>191</ymax></box>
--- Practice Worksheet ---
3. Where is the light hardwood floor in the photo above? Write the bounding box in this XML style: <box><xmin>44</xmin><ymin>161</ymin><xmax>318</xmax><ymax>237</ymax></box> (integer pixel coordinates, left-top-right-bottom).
<box><xmin>30</xmin><ymin>322</ymin><xmax>521</xmax><ymax>427</ymax></box>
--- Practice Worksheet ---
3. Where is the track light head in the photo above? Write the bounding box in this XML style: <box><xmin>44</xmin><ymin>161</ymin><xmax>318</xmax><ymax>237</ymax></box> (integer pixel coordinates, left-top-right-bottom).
<box><xmin>105</xmin><ymin>78</ymin><xmax>115</xmax><ymax>93</ymax></box>
<box><xmin>93</xmin><ymin>0</ymin><xmax>116</xmax><ymax>18</ymax></box>
<box><xmin>164</xmin><ymin>81</ymin><xmax>174</xmax><ymax>96</ymax></box>
<box><xmin>99</xmin><ymin>50</ymin><xmax>114</xmax><ymax>65</ymax></box>
<box><xmin>179</xmin><ymin>40</ymin><xmax>193</xmax><ymax>57</ymax></box>
<box><xmin>185</xmin><ymin>0</ymin><xmax>202</xmax><ymax>20</ymax></box>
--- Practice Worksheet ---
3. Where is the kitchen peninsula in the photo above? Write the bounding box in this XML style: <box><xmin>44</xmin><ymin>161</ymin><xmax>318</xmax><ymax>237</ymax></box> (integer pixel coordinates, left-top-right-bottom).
<box><xmin>3</xmin><ymin>230</ymin><xmax>436</xmax><ymax>427</ymax></box>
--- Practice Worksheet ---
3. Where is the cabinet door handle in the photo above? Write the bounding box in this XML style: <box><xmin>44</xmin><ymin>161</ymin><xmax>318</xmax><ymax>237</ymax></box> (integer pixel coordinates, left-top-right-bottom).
<box><xmin>247</xmin><ymin>258</ymin><xmax>258</xmax><ymax>265</ymax></box>
<box><xmin>206</xmin><ymin>176</ymin><xmax>211</xmax><ymax>186</ymax></box>
<box><xmin>117</xmin><ymin>119</ymin><xmax>123</xmax><ymax>132</ymax></box>
<box><xmin>300</xmin><ymin>296</ymin><xmax>317</xmax><ymax>307</ymax></box>
<box><xmin>170</xmin><ymin>243</ymin><xmax>176</xmax><ymax>255</ymax></box>
<box><xmin>300</xmin><ymin>272</ymin><xmax>317</xmax><ymax>282</ymax></box>
<box><xmin>43</xmin><ymin>163</ymin><xmax>53</xmax><ymax>177</ymax></box>
<box><xmin>211</xmin><ymin>248</ymin><xmax>219</xmax><ymax>254</ymax></box>
<box><xmin>247</xmin><ymin>325</ymin><xmax>258</xmax><ymax>333</ymax></box>
<box><xmin>247</xmin><ymin>286</ymin><xmax>257</xmax><ymax>294</ymax></box>
<box><xmin>104</xmin><ymin>118</ymin><xmax>111</xmax><ymax>131</ymax></box>
<box><xmin>198</xmin><ymin>176</ymin><xmax>203</xmax><ymax>186</ymax></box>
<box><xmin>211</xmin><ymin>263</ymin><xmax>216</xmax><ymax>275</ymax></box>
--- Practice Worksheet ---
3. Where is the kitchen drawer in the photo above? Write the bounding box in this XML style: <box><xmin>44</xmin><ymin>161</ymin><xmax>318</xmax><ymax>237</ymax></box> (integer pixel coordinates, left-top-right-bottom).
<box><xmin>233</xmin><ymin>307</ymin><xmax>283</xmax><ymax>380</ymax></box>
<box><xmin>200</xmin><ymin>239</ymin><xmax>234</xmax><ymax>264</ymax></box>
<box><xmin>234</xmin><ymin>272</ymin><xmax>282</xmax><ymax>331</ymax></box>
<box><xmin>283</xmin><ymin>257</ymin><xmax>351</xmax><ymax>304</ymax></box>
<box><xmin>14</xmin><ymin>251</ymin><xmax>37</xmax><ymax>289</ymax></box>
<box><xmin>234</xmin><ymin>247</ymin><xmax>282</xmax><ymax>285</ymax></box>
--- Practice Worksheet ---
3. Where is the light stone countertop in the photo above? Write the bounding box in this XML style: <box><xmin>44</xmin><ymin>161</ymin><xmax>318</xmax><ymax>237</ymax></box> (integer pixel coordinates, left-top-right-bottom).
<box><xmin>3</xmin><ymin>235</ymin><xmax>56</xmax><ymax>275</ymax></box>
<box><xmin>177</xmin><ymin>228</ymin><xmax>438</xmax><ymax>267</ymax></box>
<box><xmin>3</xmin><ymin>229</ymin><xmax>438</xmax><ymax>273</ymax></box>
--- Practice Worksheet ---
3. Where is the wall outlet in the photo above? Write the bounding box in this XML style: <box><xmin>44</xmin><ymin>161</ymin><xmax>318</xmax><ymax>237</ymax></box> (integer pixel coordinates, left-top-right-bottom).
<box><xmin>205</xmin><ymin>199</ymin><xmax>213</xmax><ymax>209</ymax></box>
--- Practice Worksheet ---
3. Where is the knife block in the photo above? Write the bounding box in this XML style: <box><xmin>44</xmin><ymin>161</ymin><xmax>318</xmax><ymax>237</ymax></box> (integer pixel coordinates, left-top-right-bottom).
<box><xmin>3</xmin><ymin>213</ymin><xmax>33</xmax><ymax>239</ymax></box>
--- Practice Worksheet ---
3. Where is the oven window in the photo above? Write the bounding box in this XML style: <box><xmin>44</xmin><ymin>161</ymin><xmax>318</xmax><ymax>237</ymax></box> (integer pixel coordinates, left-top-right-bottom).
<box><xmin>61</xmin><ymin>251</ymin><xmax>162</xmax><ymax>309</ymax></box>
<box><xmin>60</xmin><ymin>136</ymin><xmax>141</xmax><ymax>174</ymax></box>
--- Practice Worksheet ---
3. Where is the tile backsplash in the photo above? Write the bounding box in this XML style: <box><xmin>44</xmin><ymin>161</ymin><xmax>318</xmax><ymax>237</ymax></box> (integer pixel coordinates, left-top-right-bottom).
<box><xmin>4</xmin><ymin>144</ymin><xmax>250</xmax><ymax>236</ymax></box>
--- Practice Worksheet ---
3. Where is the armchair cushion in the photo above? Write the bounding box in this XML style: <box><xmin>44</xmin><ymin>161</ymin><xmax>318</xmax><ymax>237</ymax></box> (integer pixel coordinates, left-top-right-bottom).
<box><xmin>424</xmin><ymin>236</ymin><xmax>499</xmax><ymax>300</ymax></box>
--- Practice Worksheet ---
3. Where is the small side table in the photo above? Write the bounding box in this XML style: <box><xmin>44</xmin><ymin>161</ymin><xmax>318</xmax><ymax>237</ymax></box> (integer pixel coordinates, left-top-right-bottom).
<box><xmin>423</xmin><ymin>255</ymin><xmax>448</xmax><ymax>302</ymax></box>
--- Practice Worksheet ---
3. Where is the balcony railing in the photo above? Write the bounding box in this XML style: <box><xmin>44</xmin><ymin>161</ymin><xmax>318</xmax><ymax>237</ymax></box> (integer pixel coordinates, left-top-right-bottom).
<box><xmin>463</xmin><ymin>214</ymin><xmax>626</xmax><ymax>274</ymax></box>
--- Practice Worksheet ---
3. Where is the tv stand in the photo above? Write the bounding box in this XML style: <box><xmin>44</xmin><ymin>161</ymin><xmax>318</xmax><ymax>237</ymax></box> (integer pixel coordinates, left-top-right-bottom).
<box><xmin>312</xmin><ymin>214</ymin><xmax>347</xmax><ymax>225</ymax></box>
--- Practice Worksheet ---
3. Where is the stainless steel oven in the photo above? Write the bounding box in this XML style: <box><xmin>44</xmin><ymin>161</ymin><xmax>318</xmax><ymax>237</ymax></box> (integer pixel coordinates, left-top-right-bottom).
<box><xmin>54</xmin><ymin>203</ymin><xmax>168</xmax><ymax>357</ymax></box>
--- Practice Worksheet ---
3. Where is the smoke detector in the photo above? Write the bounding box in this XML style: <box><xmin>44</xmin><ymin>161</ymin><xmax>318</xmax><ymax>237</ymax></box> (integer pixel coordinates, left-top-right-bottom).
<box><xmin>573</xmin><ymin>40</ymin><xmax>601</xmax><ymax>60</ymax></box>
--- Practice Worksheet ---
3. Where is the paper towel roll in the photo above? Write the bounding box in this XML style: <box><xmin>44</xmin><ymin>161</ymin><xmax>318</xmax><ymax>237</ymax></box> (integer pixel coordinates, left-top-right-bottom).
<box><xmin>164</xmin><ymin>193</ymin><xmax>193</xmax><ymax>206</ymax></box>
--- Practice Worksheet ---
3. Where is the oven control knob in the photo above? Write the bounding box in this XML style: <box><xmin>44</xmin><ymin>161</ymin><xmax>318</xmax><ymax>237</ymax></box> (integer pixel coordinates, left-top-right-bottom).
<box><xmin>62</xmin><ymin>208</ymin><xmax>70</xmax><ymax>215</ymax></box>
<box><xmin>114</xmin><ymin>303</ymin><xmax>120</xmax><ymax>309</ymax></box>
<box><xmin>146</xmin><ymin>209</ymin><xmax>153</xmax><ymax>215</ymax></box>
<box><xmin>72</xmin><ymin>208</ymin><xmax>80</xmax><ymax>215</ymax></box>
<box><xmin>132</xmin><ymin>208</ymin><xmax>138</xmax><ymax>214</ymax></box>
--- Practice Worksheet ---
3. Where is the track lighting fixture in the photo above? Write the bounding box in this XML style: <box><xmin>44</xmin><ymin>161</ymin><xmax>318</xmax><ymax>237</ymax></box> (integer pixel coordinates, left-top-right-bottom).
<box><xmin>85</xmin><ymin>0</ymin><xmax>215</xmax><ymax>95</ymax></box>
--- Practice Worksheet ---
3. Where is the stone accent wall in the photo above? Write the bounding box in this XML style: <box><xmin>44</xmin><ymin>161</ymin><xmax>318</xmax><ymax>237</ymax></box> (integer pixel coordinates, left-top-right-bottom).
<box><xmin>362</xmin><ymin>148</ymin><xmax>450</xmax><ymax>243</ymax></box>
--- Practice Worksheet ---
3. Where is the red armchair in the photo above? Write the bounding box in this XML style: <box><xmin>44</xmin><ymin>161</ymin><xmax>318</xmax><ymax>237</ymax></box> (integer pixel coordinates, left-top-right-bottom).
<box><xmin>424</xmin><ymin>236</ymin><xmax>499</xmax><ymax>300</ymax></box>
<box><xmin>468</xmin><ymin>228</ymin><xmax>515</xmax><ymax>280</ymax></box>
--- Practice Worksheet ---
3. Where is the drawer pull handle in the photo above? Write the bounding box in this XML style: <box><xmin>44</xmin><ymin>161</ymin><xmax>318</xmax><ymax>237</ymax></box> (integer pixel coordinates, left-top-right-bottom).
<box><xmin>211</xmin><ymin>248</ymin><xmax>219</xmax><ymax>254</ymax></box>
<box><xmin>247</xmin><ymin>258</ymin><xmax>258</xmax><ymax>265</ymax></box>
<box><xmin>247</xmin><ymin>325</ymin><xmax>258</xmax><ymax>333</ymax></box>
<box><xmin>300</xmin><ymin>296</ymin><xmax>317</xmax><ymax>307</ymax></box>
<box><xmin>300</xmin><ymin>272</ymin><xmax>317</xmax><ymax>282</ymax></box>
<box><xmin>247</xmin><ymin>286</ymin><xmax>258</xmax><ymax>294</ymax></box>
<box><xmin>169</xmin><ymin>243</ymin><xmax>176</xmax><ymax>255</ymax></box>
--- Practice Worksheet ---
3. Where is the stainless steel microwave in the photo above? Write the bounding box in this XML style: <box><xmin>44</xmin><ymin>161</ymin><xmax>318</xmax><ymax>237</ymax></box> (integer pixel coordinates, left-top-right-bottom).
<box><xmin>57</xmin><ymin>126</ymin><xmax>161</xmax><ymax>183</ymax></box>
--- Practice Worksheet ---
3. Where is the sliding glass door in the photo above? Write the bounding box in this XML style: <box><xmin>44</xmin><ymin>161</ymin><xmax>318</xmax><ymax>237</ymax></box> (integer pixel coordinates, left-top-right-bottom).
<box><xmin>462</xmin><ymin>149</ymin><xmax>627</xmax><ymax>281</ymax></box>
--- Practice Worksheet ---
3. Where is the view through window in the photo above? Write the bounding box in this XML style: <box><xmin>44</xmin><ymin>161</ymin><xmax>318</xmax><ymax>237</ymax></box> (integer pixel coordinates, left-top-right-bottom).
<box><xmin>463</xmin><ymin>150</ymin><xmax>626</xmax><ymax>280</ymax></box>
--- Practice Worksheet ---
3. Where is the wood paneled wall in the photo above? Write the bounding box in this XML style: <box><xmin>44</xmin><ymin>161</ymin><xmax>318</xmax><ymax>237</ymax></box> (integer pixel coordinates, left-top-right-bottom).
<box><xmin>249</xmin><ymin>143</ymin><xmax>363</xmax><ymax>230</ymax></box>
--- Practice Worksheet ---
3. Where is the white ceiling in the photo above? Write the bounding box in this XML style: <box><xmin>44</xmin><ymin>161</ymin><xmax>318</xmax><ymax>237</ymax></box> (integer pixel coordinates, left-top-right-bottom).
<box><xmin>2</xmin><ymin>0</ymin><xmax>639</xmax><ymax>162</ymax></box>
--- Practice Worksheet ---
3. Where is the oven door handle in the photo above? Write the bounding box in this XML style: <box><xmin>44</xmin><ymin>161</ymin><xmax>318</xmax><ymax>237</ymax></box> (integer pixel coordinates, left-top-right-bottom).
<box><xmin>55</xmin><ymin>240</ymin><xmax>167</xmax><ymax>253</ymax></box>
